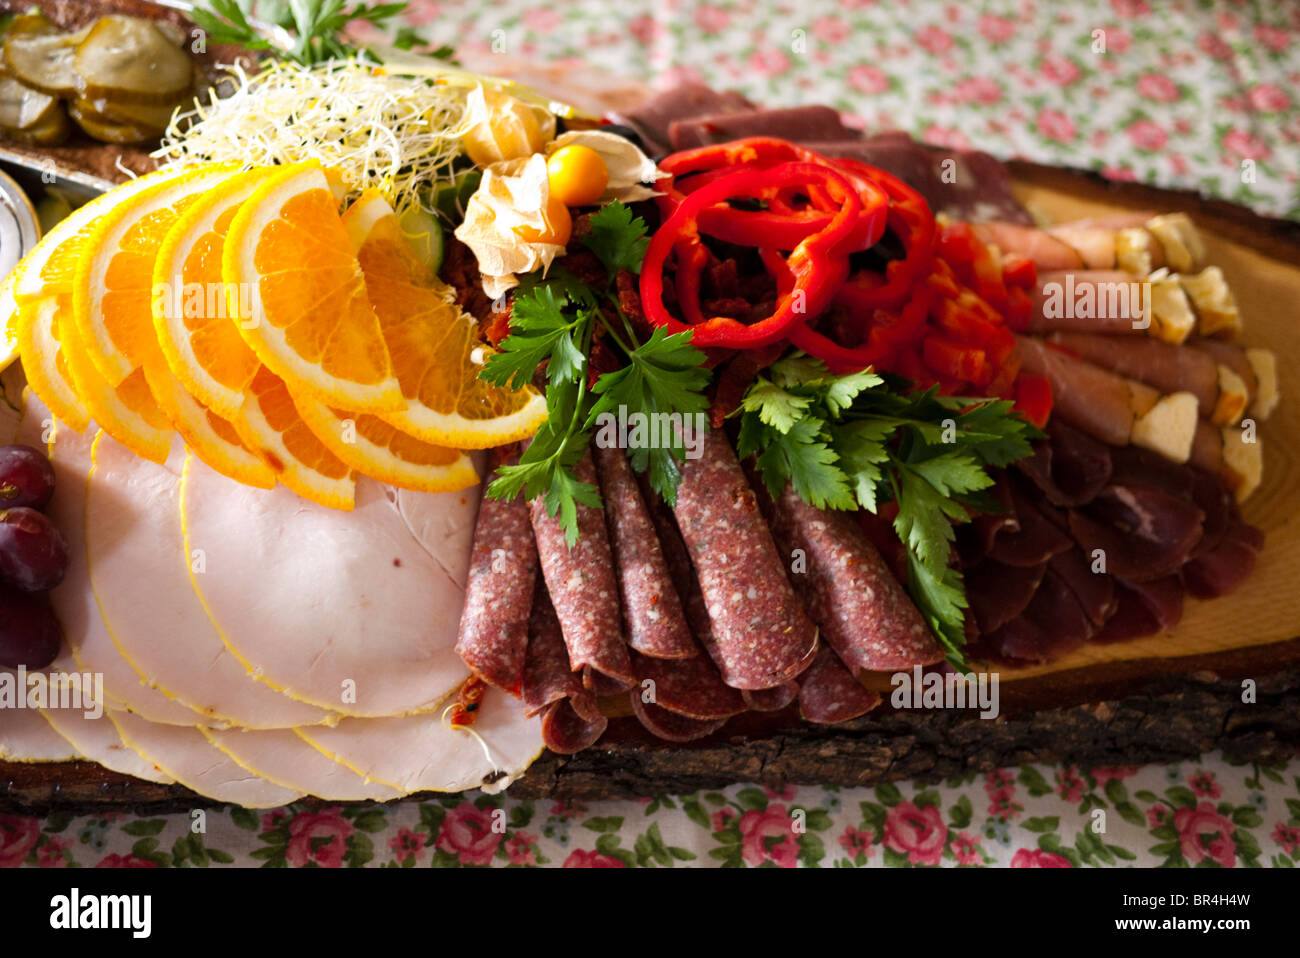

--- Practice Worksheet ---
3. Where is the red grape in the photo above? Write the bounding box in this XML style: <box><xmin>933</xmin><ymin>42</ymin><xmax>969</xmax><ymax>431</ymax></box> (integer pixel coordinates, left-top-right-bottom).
<box><xmin>0</xmin><ymin>585</ymin><xmax>62</xmax><ymax>669</ymax></box>
<box><xmin>0</xmin><ymin>507</ymin><xmax>69</xmax><ymax>591</ymax></box>
<box><xmin>0</xmin><ymin>445</ymin><xmax>55</xmax><ymax>511</ymax></box>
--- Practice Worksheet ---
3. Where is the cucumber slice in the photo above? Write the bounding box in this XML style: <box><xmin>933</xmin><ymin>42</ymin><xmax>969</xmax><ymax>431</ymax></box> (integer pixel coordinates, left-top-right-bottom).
<box><xmin>398</xmin><ymin>203</ymin><xmax>445</xmax><ymax>275</ymax></box>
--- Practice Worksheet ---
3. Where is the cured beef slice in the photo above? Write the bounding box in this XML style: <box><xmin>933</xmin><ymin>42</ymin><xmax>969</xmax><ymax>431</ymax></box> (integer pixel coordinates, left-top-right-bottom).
<box><xmin>1048</xmin><ymin>547</ymin><xmax>1116</xmax><ymax>628</ymax></box>
<box><xmin>1015</xmin><ymin>420</ymin><xmax>1113</xmax><ymax>508</ymax></box>
<box><xmin>797</xmin><ymin>645</ymin><xmax>881</xmax><ymax>724</ymax></box>
<box><xmin>1069</xmin><ymin>485</ymin><xmax>1203</xmax><ymax>581</ymax></box>
<box><xmin>672</xmin><ymin>429</ymin><xmax>818</xmax><ymax>689</ymax></box>
<box><xmin>963</xmin><ymin>558</ymin><xmax>1047</xmax><ymax>634</ymax></box>
<box><xmin>593</xmin><ymin>444</ymin><xmax>696</xmax><ymax>659</ymax></box>
<box><xmin>455</xmin><ymin>455</ymin><xmax>538</xmax><ymax>696</ymax></box>
<box><xmin>768</xmin><ymin>484</ymin><xmax>942</xmax><ymax>671</ymax></box>
<box><xmin>986</xmin><ymin>478</ymin><xmax>1073</xmax><ymax>567</ymax></box>
<box><xmin>1183</xmin><ymin>522</ymin><xmax>1262</xmax><ymax>599</ymax></box>
<box><xmin>668</xmin><ymin>105</ymin><xmax>859</xmax><ymax>150</ymax></box>
<box><xmin>612</xmin><ymin>81</ymin><xmax>755</xmax><ymax>155</ymax></box>
<box><xmin>528</xmin><ymin>452</ymin><xmax>635</xmax><ymax>688</ymax></box>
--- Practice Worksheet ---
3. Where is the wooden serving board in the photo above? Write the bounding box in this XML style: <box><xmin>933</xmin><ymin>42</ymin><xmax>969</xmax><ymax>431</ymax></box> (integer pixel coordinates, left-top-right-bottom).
<box><xmin>3</xmin><ymin>163</ymin><xmax>1300</xmax><ymax>812</ymax></box>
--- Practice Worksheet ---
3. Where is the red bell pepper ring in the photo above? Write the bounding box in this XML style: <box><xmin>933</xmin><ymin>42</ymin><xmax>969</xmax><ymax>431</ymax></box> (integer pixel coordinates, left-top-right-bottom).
<box><xmin>658</xmin><ymin>138</ymin><xmax>888</xmax><ymax>252</ymax></box>
<box><xmin>788</xmin><ymin>285</ymin><xmax>931</xmax><ymax>374</ymax></box>
<box><xmin>640</xmin><ymin>161</ymin><xmax>863</xmax><ymax>350</ymax></box>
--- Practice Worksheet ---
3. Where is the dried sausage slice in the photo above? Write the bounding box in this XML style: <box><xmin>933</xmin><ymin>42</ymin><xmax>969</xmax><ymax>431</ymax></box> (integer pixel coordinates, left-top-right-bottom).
<box><xmin>797</xmin><ymin>646</ymin><xmax>881</xmax><ymax>725</ymax></box>
<box><xmin>528</xmin><ymin>451</ymin><xmax>635</xmax><ymax>689</ymax></box>
<box><xmin>593</xmin><ymin>444</ymin><xmax>696</xmax><ymax>659</ymax></box>
<box><xmin>672</xmin><ymin>429</ymin><xmax>817</xmax><ymax>689</ymax></box>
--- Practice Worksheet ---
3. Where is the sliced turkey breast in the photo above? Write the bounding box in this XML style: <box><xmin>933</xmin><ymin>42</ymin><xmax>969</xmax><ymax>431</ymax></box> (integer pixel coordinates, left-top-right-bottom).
<box><xmin>203</xmin><ymin>727</ymin><xmax>402</xmax><ymax>802</ymax></box>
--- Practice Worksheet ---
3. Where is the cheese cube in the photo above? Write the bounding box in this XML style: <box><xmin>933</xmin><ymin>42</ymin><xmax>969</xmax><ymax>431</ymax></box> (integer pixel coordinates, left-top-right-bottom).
<box><xmin>1146</xmin><ymin>213</ymin><xmax>1207</xmax><ymax>273</ymax></box>
<box><xmin>1221</xmin><ymin>425</ymin><xmax>1263</xmax><ymax>502</ymax></box>
<box><xmin>1146</xmin><ymin>268</ymin><xmax>1196</xmax><ymax>344</ymax></box>
<box><xmin>1131</xmin><ymin>391</ymin><xmax>1198</xmax><ymax>463</ymax></box>
<box><xmin>1211</xmin><ymin>364</ymin><xmax>1249</xmax><ymax>426</ymax></box>
<box><xmin>1181</xmin><ymin>266</ymin><xmax>1242</xmax><ymax>338</ymax></box>
<box><xmin>1245</xmin><ymin>348</ymin><xmax>1279</xmax><ymax>420</ymax></box>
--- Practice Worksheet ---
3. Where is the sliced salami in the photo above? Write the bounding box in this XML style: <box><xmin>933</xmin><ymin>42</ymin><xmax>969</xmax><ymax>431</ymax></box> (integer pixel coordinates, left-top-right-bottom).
<box><xmin>528</xmin><ymin>451</ymin><xmax>635</xmax><ymax>688</ymax></box>
<box><xmin>630</xmin><ymin>695</ymin><xmax>729</xmax><ymax>742</ymax></box>
<box><xmin>521</xmin><ymin>588</ymin><xmax>583</xmax><ymax>718</ymax></box>
<box><xmin>593</xmin><ymin>444</ymin><xmax>696</xmax><ymax>660</ymax></box>
<box><xmin>769</xmin><ymin>484</ymin><xmax>942</xmax><ymax>672</ymax></box>
<box><xmin>455</xmin><ymin>451</ymin><xmax>538</xmax><ymax>696</ymax></box>
<box><xmin>797</xmin><ymin>646</ymin><xmax>881</xmax><ymax>725</ymax></box>
<box><xmin>672</xmin><ymin>429</ymin><xmax>818</xmax><ymax>689</ymax></box>
<box><xmin>631</xmin><ymin>649</ymin><xmax>746</xmax><ymax>720</ymax></box>
<box><xmin>742</xmin><ymin>682</ymin><xmax>798</xmax><ymax>712</ymax></box>
<box><xmin>541</xmin><ymin>696</ymin><xmax>608</xmax><ymax>754</ymax></box>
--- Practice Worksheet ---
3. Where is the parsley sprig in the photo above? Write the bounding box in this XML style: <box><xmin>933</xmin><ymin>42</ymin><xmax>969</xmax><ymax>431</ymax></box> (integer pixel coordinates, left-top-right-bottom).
<box><xmin>192</xmin><ymin>0</ymin><xmax>408</xmax><ymax>66</ymax></box>
<box><xmin>737</xmin><ymin>354</ymin><xmax>1040</xmax><ymax>664</ymax></box>
<box><xmin>479</xmin><ymin>203</ymin><xmax>710</xmax><ymax>545</ymax></box>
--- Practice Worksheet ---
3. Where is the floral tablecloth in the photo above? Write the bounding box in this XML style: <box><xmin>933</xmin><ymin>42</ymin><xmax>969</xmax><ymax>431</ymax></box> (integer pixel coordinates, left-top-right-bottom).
<box><xmin>5</xmin><ymin>0</ymin><xmax>1300</xmax><ymax>869</ymax></box>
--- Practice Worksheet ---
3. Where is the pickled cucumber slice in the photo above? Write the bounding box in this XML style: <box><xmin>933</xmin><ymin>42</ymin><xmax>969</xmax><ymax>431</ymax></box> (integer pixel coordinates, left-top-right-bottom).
<box><xmin>0</xmin><ymin>76</ymin><xmax>68</xmax><ymax>145</ymax></box>
<box><xmin>73</xmin><ymin>15</ymin><xmax>192</xmax><ymax>105</ymax></box>
<box><xmin>3</xmin><ymin>25</ymin><xmax>91</xmax><ymax>97</ymax></box>
<box><xmin>67</xmin><ymin>97</ymin><xmax>156</xmax><ymax>144</ymax></box>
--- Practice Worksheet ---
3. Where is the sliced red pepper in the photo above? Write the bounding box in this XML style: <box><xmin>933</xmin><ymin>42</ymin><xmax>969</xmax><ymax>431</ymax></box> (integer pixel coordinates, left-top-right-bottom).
<box><xmin>1003</xmin><ymin>284</ymin><xmax>1033</xmax><ymax>332</ymax></box>
<box><xmin>1001</xmin><ymin>253</ymin><xmax>1037</xmax><ymax>289</ymax></box>
<box><xmin>924</xmin><ymin>335</ymin><xmax>985</xmax><ymax>385</ymax></box>
<box><xmin>640</xmin><ymin>161</ymin><xmax>862</xmax><ymax>349</ymax></box>
<box><xmin>1014</xmin><ymin>373</ymin><xmax>1053</xmax><ymax>427</ymax></box>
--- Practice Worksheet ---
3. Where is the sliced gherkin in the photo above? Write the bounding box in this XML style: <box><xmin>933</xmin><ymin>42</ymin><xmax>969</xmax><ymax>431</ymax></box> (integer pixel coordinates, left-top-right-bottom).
<box><xmin>3</xmin><ymin>25</ymin><xmax>92</xmax><ymax>97</ymax></box>
<box><xmin>73</xmin><ymin>15</ymin><xmax>192</xmax><ymax>105</ymax></box>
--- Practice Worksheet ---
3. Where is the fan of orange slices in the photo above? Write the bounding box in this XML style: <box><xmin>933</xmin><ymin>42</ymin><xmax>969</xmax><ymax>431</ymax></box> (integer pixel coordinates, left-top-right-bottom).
<box><xmin>1</xmin><ymin>160</ymin><xmax>547</xmax><ymax>509</ymax></box>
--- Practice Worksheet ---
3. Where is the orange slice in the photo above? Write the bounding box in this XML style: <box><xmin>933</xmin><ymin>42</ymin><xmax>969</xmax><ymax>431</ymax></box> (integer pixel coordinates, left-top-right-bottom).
<box><xmin>342</xmin><ymin>190</ymin><xmax>546</xmax><ymax>449</ymax></box>
<box><xmin>152</xmin><ymin>167</ymin><xmax>273</xmax><ymax>421</ymax></box>
<box><xmin>14</xmin><ymin>296</ymin><xmax>91</xmax><ymax>434</ymax></box>
<box><xmin>141</xmin><ymin>359</ymin><xmax>274</xmax><ymax>489</ymax></box>
<box><xmin>13</xmin><ymin>165</ymin><xmax>192</xmax><ymax>305</ymax></box>
<box><xmin>1</xmin><ymin>269</ymin><xmax>23</xmax><ymax>373</ymax></box>
<box><xmin>292</xmin><ymin>397</ymin><xmax>478</xmax><ymax>494</ymax></box>
<box><xmin>232</xmin><ymin>366</ymin><xmax>355</xmax><ymax>510</ymax></box>
<box><xmin>223</xmin><ymin>163</ymin><xmax>403</xmax><ymax>413</ymax></box>
<box><xmin>73</xmin><ymin>162</ymin><xmax>238</xmax><ymax>386</ymax></box>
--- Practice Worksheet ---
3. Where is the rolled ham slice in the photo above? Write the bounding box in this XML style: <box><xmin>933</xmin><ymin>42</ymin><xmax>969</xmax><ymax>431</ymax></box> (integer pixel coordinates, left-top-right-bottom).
<box><xmin>1015</xmin><ymin>335</ymin><xmax>1156</xmax><ymax>446</ymax></box>
<box><xmin>1047</xmin><ymin>331</ymin><xmax>1219</xmax><ymax>416</ymax></box>
<box><xmin>1029</xmin><ymin>271</ymin><xmax>1150</xmax><ymax>335</ymax></box>
<box><xmin>672</xmin><ymin>429</ymin><xmax>818</xmax><ymax>689</ymax></box>
<box><xmin>86</xmin><ymin>434</ymin><xmax>332</xmax><ymax>729</ymax></box>
<box><xmin>181</xmin><ymin>458</ymin><xmax>476</xmax><ymax>716</ymax></box>
<box><xmin>528</xmin><ymin>452</ymin><xmax>634</xmax><ymax>689</ymax></box>
<box><xmin>972</xmin><ymin>222</ymin><xmax>1083</xmax><ymax>270</ymax></box>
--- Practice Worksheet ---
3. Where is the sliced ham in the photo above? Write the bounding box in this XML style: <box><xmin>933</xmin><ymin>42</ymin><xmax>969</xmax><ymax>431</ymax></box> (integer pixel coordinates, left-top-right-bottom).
<box><xmin>41</xmin><ymin>706</ymin><xmax>174</xmax><ymax>784</ymax></box>
<box><xmin>110</xmin><ymin>710</ymin><xmax>304</xmax><ymax>807</ymax></box>
<box><xmin>1043</xmin><ymin>225</ymin><xmax>1118</xmax><ymax>269</ymax></box>
<box><xmin>180</xmin><ymin>458</ymin><xmax>476</xmax><ymax>716</ymax></box>
<box><xmin>1048</xmin><ymin>331</ymin><xmax>1219</xmax><ymax>416</ymax></box>
<box><xmin>0</xmin><ymin>681</ymin><xmax>82</xmax><ymax>762</ymax></box>
<box><xmin>668</xmin><ymin>105</ymin><xmax>859</xmax><ymax>150</ymax></box>
<box><xmin>204</xmin><ymin>727</ymin><xmax>403</xmax><ymax>802</ymax></box>
<box><xmin>296</xmin><ymin>689</ymin><xmax>545</xmax><ymax>795</ymax></box>
<box><xmin>86</xmin><ymin>435</ymin><xmax>332</xmax><ymax>729</ymax></box>
<box><xmin>42</xmin><ymin>411</ymin><xmax>214</xmax><ymax>726</ymax></box>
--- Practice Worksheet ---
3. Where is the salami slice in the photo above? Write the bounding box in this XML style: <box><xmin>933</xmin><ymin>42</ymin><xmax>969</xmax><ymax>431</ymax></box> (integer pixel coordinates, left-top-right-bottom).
<box><xmin>672</xmin><ymin>429</ymin><xmax>818</xmax><ymax>689</ymax></box>
<box><xmin>631</xmin><ymin>649</ymin><xmax>746</xmax><ymax>720</ymax></box>
<box><xmin>638</xmin><ymin>478</ymin><xmax>718</xmax><ymax>651</ymax></box>
<box><xmin>521</xmin><ymin>588</ymin><xmax>583</xmax><ymax>718</ymax></box>
<box><xmin>455</xmin><ymin>451</ymin><xmax>538</xmax><ymax>696</ymax></box>
<box><xmin>541</xmin><ymin>696</ymin><xmax>608</xmax><ymax>754</ymax></box>
<box><xmin>742</xmin><ymin>682</ymin><xmax>798</xmax><ymax>712</ymax></box>
<box><xmin>797</xmin><ymin>646</ymin><xmax>881</xmax><ymax>725</ymax></box>
<box><xmin>769</xmin><ymin>485</ymin><xmax>942</xmax><ymax>671</ymax></box>
<box><xmin>630</xmin><ymin>695</ymin><xmax>728</xmax><ymax>742</ymax></box>
<box><xmin>593</xmin><ymin>444</ymin><xmax>696</xmax><ymax>659</ymax></box>
<box><xmin>528</xmin><ymin>452</ymin><xmax>635</xmax><ymax>688</ymax></box>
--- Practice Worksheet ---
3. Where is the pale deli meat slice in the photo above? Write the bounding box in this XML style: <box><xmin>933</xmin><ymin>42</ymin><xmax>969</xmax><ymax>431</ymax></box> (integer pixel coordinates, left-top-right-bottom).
<box><xmin>0</xmin><ymin>663</ymin><xmax>83</xmax><ymax>762</ymax></box>
<box><xmin>297</xmin><ymin>689</ymin><xmax>545</xmax><ymax>795</ymax></box>
<box><xmin>38</xmin><ymin>402</ymin><xmax>218</xmax><ymax>726</ymax></box>
<box><xmin>181</xmin><ymin>458</ymin><xmax>478</xmax><ymax>716</ymax></box>
<box><xmin>204</xmin><ymin>727</ymin><xmax>402</xmax><ymax>802</ymax></box>
<box><xmin>85</xmin><ymin>432</ymin><xmax>334</xmax><ymax>729</ymax></box>
<box><xmin>109</xmin><ymin>710</ymin><xmax>302</xmax><ymax>808</ymax></box>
